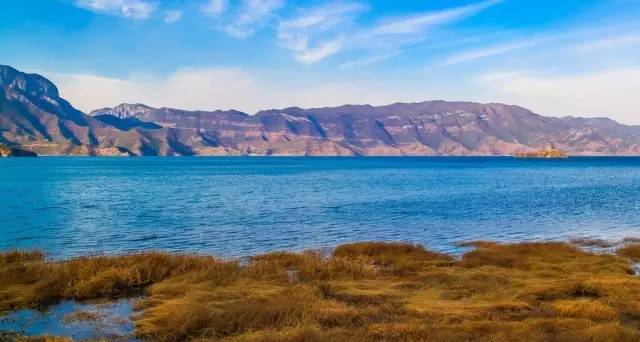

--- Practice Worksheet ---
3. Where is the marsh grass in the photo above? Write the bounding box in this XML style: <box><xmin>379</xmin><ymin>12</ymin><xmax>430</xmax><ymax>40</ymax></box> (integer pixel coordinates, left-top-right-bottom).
<box><xmin>0</xmin><ymin>251</ymin><xmax>223</xmax><ymax>310</ymax></box>
<box><xmin>16</xmin><ymin>337</ymin><xmax>73</xmax><ymax>342</ymax></box>
<box><xmin>0</xmin><ymin>333</ymin><xmax>73</xmax><ymax>342</ymax></box>
<box><xmin>618</xmin><ymin>243</ymin><xmax>640</xmax><ymax>260</ymax></box>
<box><xmin>2</xmin><ymin>241</ymin><xmax>640</xmax><ymax>341</ymax></box>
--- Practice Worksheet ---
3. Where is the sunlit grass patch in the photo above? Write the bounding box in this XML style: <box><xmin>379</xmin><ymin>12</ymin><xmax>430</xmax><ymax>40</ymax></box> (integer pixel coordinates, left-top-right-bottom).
<box><xmin>3</xmin><ymin>241</ymin><xmax>640</xmax><ymax>341</ymax></box>
<box><xmin>553</xmin><ymin>299</ymin><xmax>617</xmax><ymax>321</ymax></box>
<box><xmin>618</xmin><ymin>243</ymin><xmax>640</xmax><ymax>260</ymax></box>
<box><xmin>333</xmin><ymin>241</ymin><xmax>453</xmax><ymax>264</ymax></box>
<box><xmin>0</xmin><ymin>251</ymin><xmax>225</xmax><ymax>311</ymax></box>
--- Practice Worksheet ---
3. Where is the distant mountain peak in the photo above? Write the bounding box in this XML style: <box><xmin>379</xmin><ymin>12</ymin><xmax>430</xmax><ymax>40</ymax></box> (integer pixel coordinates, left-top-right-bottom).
<box><xmin>89</xmin><ymin>103</ymin><xmax>156</xmax><ymax>119</ymax></box>
<box><xmin>0</xmin><ymin>64</ymin><xmax>59</xmax><ymax>98</ymax></box>
<box><xmin>3</xmin><ymin>64</ymin><xmax>640</xmax><ymax>157</ymax></box>
<box><xmin>0</xmin><ymin>65</ymin><xmax>19</xmax><ymax>81</ymax></box>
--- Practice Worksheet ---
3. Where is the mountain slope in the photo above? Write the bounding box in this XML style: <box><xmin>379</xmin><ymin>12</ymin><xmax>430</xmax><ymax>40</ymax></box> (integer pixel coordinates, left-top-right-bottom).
<box><xmin>3</xmin><ymin>64</ymin><xmax>640</xmax><ymax>156</ymax></box>
<box><xmin>90</xmin><ymin>101</ymin><xmax>640</xmax><ymax>156</ymax></box>
<box><xmin>0</xmin><ymin>65</ymin><xmax>204</xmax><ymax>156</ymax></box>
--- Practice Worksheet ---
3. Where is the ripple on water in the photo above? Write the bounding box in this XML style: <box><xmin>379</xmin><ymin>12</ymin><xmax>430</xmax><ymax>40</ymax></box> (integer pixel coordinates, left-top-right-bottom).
<box><xmin>2</xmin><ymin>157</ymin><xmax>640</xmax><ymax>258</ymax></box>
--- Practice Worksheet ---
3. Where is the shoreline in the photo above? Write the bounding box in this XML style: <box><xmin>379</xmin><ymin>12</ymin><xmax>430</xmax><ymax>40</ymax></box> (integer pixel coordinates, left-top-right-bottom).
<box><xmin>7</xmin><ymin>154</ymin><xmax>640</xmax><ymax>158</ymax></box>
<box><xmin>3</xmin><ymin>240</ymin><xmax>640</xmax><ymax>341</ymax></box>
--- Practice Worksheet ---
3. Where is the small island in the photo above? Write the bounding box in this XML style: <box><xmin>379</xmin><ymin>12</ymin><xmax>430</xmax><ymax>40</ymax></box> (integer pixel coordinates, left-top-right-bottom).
<box><xmin>514</xmin><ymin>148</ymin><xmax>569</xmax><ymax>159</ymax></box>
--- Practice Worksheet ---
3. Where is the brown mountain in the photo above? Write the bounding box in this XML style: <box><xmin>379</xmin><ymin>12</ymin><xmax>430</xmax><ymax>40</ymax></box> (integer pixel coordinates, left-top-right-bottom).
<box><xmin>0</xmin><ymin>65</ymin><xmax>206</xmax><ymax>156</ymax></box>
<box><xmin>89</xmin><ymin>102</ymin><xmax>640</xmax><ymax>156</ymax></box>
<box><xmin>2</xmin><ymin>64</ymin><xmax>640</xmax><ymax>156</ymax></box>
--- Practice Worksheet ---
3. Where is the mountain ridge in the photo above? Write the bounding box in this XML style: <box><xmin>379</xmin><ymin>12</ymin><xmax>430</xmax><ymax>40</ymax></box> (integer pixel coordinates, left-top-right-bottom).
<box><xmin>2</xmin><ymin>64</ymin><xmax>640</xmax><ymax>156</ymax></box>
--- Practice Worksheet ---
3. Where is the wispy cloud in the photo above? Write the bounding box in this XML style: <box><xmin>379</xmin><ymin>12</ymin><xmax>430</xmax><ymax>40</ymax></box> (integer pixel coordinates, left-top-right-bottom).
<box><xmin>277</xmin><ymin>2</ymin><xmax>366</xmax><ymax>63</ymax></box>
<box><xmin>339</xmin><ymin>51</ymin><xmax>402</xmax><ymax>69</ymax></box>
<box><xmin>199</xmin><ymin>0</ymin><xmax>284</xmax><ymax>38</ymax></box>
<box><xmin>295</xmin><ymin>37</ymin><xmax>345</xmax><ymax>64</ymax></box>
<box><xmin>201</xmin><ymin>0</ymin><xmax>228</xmax><ymax>17</ymax></box>
<box><xmin>441</xmin><ymin>38</ymin><xmax>547</xmax><ymax>66</ymax></box>
<box><xmin>164</xmin><ymin>10</ymin><xmax>183</xmax><ymax>23</ymax></box>
<box><xmin>277</xmin><ymin>0</ymin><xmax>502</xmax><ymax>65</ymax></box>
<box><xmin>367</xmin><ymin>0</ymin><xmax>502</xmax><ymax>36</ymax></box>
<box><xmin>576</xmin><ymin>32</ymin><xmax>640</xmax><ymax>51</ymax></box>
<box><xmin>74</xmin><ymin>0</ymin><xmax>155</xmax><ymax>19</ymax></box>
<box><xmin>440</xmin><ymin>24</ymin><xmax>640</xmax><ymax>67</ymax></box>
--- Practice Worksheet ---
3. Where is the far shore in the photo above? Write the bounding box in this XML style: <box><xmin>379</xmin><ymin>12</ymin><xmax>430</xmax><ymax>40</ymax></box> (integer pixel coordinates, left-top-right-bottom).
<box><xmin>7</xmin><ymin>153</ymin><xmax>640</xmax><ymax>158</ymax></box>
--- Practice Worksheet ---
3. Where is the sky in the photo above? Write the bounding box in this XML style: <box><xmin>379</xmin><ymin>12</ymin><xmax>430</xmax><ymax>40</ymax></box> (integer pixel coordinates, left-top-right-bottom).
<box><xmin>1</xmin><ymin>0</ymin><xmax>640</xmax><ymax>124</ymax></box>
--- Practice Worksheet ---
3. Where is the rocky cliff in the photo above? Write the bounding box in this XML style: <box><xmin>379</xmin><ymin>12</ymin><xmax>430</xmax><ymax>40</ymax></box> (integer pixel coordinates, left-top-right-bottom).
<box><xmin>2</xmin><ymin>64</ymin><xmax>640</xmax><ymax>156</ymax></box>
<box><xmin>90</xmin><ymin>101</ymin><xmax>640</xmax><ymax>156</ymax></box>
<box><xmin>0</xmin><ymin>65</ymin><xmax>198</xmax><ymax>156</ymax></box>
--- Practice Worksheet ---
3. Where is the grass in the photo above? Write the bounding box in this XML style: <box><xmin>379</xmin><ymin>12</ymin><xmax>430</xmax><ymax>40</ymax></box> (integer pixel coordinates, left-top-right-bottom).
<box><xmin>618</xmin><ymin>243</ymin><xmax>640</xmax><ymax>260</ymax></box>
<box><xmin>2</xmin><ymin>241</ymin><xmax>640</xmax><ymax>341</ymax></box>
<box><xmin>0</xmin><ymin>250</ymin><xmax>224</xmax><ymax>311</ymax></box>
<box><xmin>568</xmin><ymin>237</ymin><xmax>617</xmax><ymax>248</ymax></box>
<box><xmin>0</xmin><ymin>332</ymin><xmax>73</xmax><ymax>342</ymax></box>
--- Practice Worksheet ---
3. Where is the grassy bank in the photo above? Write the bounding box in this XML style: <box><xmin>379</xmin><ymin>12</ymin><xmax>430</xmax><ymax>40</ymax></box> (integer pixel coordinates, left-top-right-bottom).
<box><xmin>2</xmin><ymin>241</ymin><xmax>640</xmax><ymax>341</ymax></box>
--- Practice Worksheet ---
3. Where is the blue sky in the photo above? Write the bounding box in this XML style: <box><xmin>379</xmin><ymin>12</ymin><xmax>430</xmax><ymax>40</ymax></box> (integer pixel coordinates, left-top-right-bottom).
<box><xmin>2</xmin><ymin>0</ymin><xmax>640</xmax><ymax>123</ymax></box>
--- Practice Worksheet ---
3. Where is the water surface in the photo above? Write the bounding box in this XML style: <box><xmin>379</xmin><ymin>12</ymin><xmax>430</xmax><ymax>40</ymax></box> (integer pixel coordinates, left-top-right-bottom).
<box><xmin>0</xmin><ymin>298</ymin><xmax>137</xmax><ymax>340</ymax></box>
<box><xmin>1</xmin><ymin>157</ymin><xmax>640</xmax><ymax>258</ymax></box>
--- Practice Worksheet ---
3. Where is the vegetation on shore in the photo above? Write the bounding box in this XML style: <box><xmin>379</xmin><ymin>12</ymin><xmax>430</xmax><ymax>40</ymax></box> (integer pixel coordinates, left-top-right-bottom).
<box><xmin>2</xmin><ymin>241</ymin><xmax>640</xmax><ymax>341</ymax></box>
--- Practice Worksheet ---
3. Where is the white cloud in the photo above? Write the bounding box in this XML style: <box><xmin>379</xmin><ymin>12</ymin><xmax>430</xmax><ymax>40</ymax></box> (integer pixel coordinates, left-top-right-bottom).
<box><xmin>367</xmin><ymin>0</ymin><xmax>502</xmax><ymax>36</ymax></box>
<box><xmin>50</xmin><ymin>68</ymin><xmax>256</xmax><ymax>112</ymax></box>
<box><xmin>295</xmin><ymin>37</ymin><xmax>344</xmax><ymax>64</ymax></box>
<box><xmin>277</xmin><ymin>2</ymin><xmax>365</xmax><ymax>62</ymax></box>
<box><xmin>74</xmin><ymin>0</ymin><xmax>155</xmax><ymax>19</ymax></box>
<box><xmin>352</xmin><ymin>0</ymin><xmax>502</xmax><ymax>52</ymax></box>
<box><xmin>201</xmin><ymin>0</ymin><xmax>228</xmax><ymax>17</ymax></box>
<box><xmin>164</xmin><ymin>10</ymin><xmax>182</xmax><ymax>23</ymax></box>
<box><xmin>278</xmin><ymin>0</ymin><xmax>501</xmax><ymax>64</ymax></box>
<box><xmin>441</xmin><ymin>38</ymin><xmax>547</xmax><ymax>66</ymax></box>
<box><xmin>339</xmin><ymin>51</ymin><xmax>402</xmax><ymax>69</ymax></box>
<box><xmin>576</xmin><ymin>32</ymin><xmax>640</xmax><ymax>51</ymax></box>
<box><xmin>222</xmin><ymin>0</ymin><xmax>285</xmax><ymax>38</ymax></box>
<box><xmin>474</xmin><ymin>68</ymin><xmax>640</xmax><ymax>124</ymax></box>
<box><xmin>47</xmin><ymin>67</ymin><xmax>437</xmax><ymax>114</ymax></box>
<box><xmin>44</xmin><ymin>65</ymin><xmax>640</xmax><ymax>125</ymax></box>
<box><xmin>440</xmin><ymin>24</ymin><xmax>640</xmax><ymax>67</ymax></box>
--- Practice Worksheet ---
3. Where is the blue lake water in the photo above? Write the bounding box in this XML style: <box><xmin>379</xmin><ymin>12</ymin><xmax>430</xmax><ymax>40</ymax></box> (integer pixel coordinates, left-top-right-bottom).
<box><xmin>1</xmin><ymin>157</ymin><xmax>640</xmax><ymax>258</ymax></box>
<box><xmin>0</xmin><ymin>298</ymin><xmax>138</xmax><ymax>340</ymax></box>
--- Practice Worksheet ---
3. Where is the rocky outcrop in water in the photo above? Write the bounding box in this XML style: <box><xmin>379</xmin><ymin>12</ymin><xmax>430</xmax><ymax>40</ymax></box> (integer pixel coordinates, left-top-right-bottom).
<box><xmin>2</xmin><ymin>64</ymin><xmax>640</xmax><ymax>156</ymax></box>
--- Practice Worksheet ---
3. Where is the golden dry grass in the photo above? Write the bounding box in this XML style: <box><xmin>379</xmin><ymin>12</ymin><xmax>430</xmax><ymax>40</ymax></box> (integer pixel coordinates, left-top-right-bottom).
<box><xmin>0</xmin><ymin>250</ymin><xmax>226</xmax><ymax>311</ymax></box>
<box><xmin>0</xmin><ymin>333</ymin><xmax>74</xmax><ymax>342</ymax></box>
<box><xmin>16</xmin><ymin>337</ymin><xmax>73</xmax><ymax>342</ymax></box>
<box><xmin>618</xmin><ymin>243</ymin><xmax>640</xmax><ymax>260</ymax></box>
<box><xmin>2</xmin><ymin>241</ymin><xmax>640</xmax><ymax>341</ymax></box>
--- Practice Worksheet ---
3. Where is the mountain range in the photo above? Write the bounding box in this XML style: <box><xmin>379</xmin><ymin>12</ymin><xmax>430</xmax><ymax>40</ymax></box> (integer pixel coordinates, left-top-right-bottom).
<box><xmin>2</xmin><ymin>64</ymin><xmax>639</xmax><ymax>156</ymax></box>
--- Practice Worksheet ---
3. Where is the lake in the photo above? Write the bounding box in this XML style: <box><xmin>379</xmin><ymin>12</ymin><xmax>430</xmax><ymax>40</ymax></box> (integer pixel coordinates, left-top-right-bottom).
<box><xmin>1</xmin><ymin>157</ymin><xmax>640</xmax><ymax>258</ymax></box>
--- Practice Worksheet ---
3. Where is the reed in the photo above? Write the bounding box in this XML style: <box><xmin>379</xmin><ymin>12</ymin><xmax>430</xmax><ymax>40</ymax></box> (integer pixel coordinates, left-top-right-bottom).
<box><xmin>2</xmin><ymin>241</ymin><xmax>640</xmax><ymax>341</ymax></box>
<box><xmin>618</xmin><ymin>243</ymin><xmax>640</xmax><ymax>260</ymax></box>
